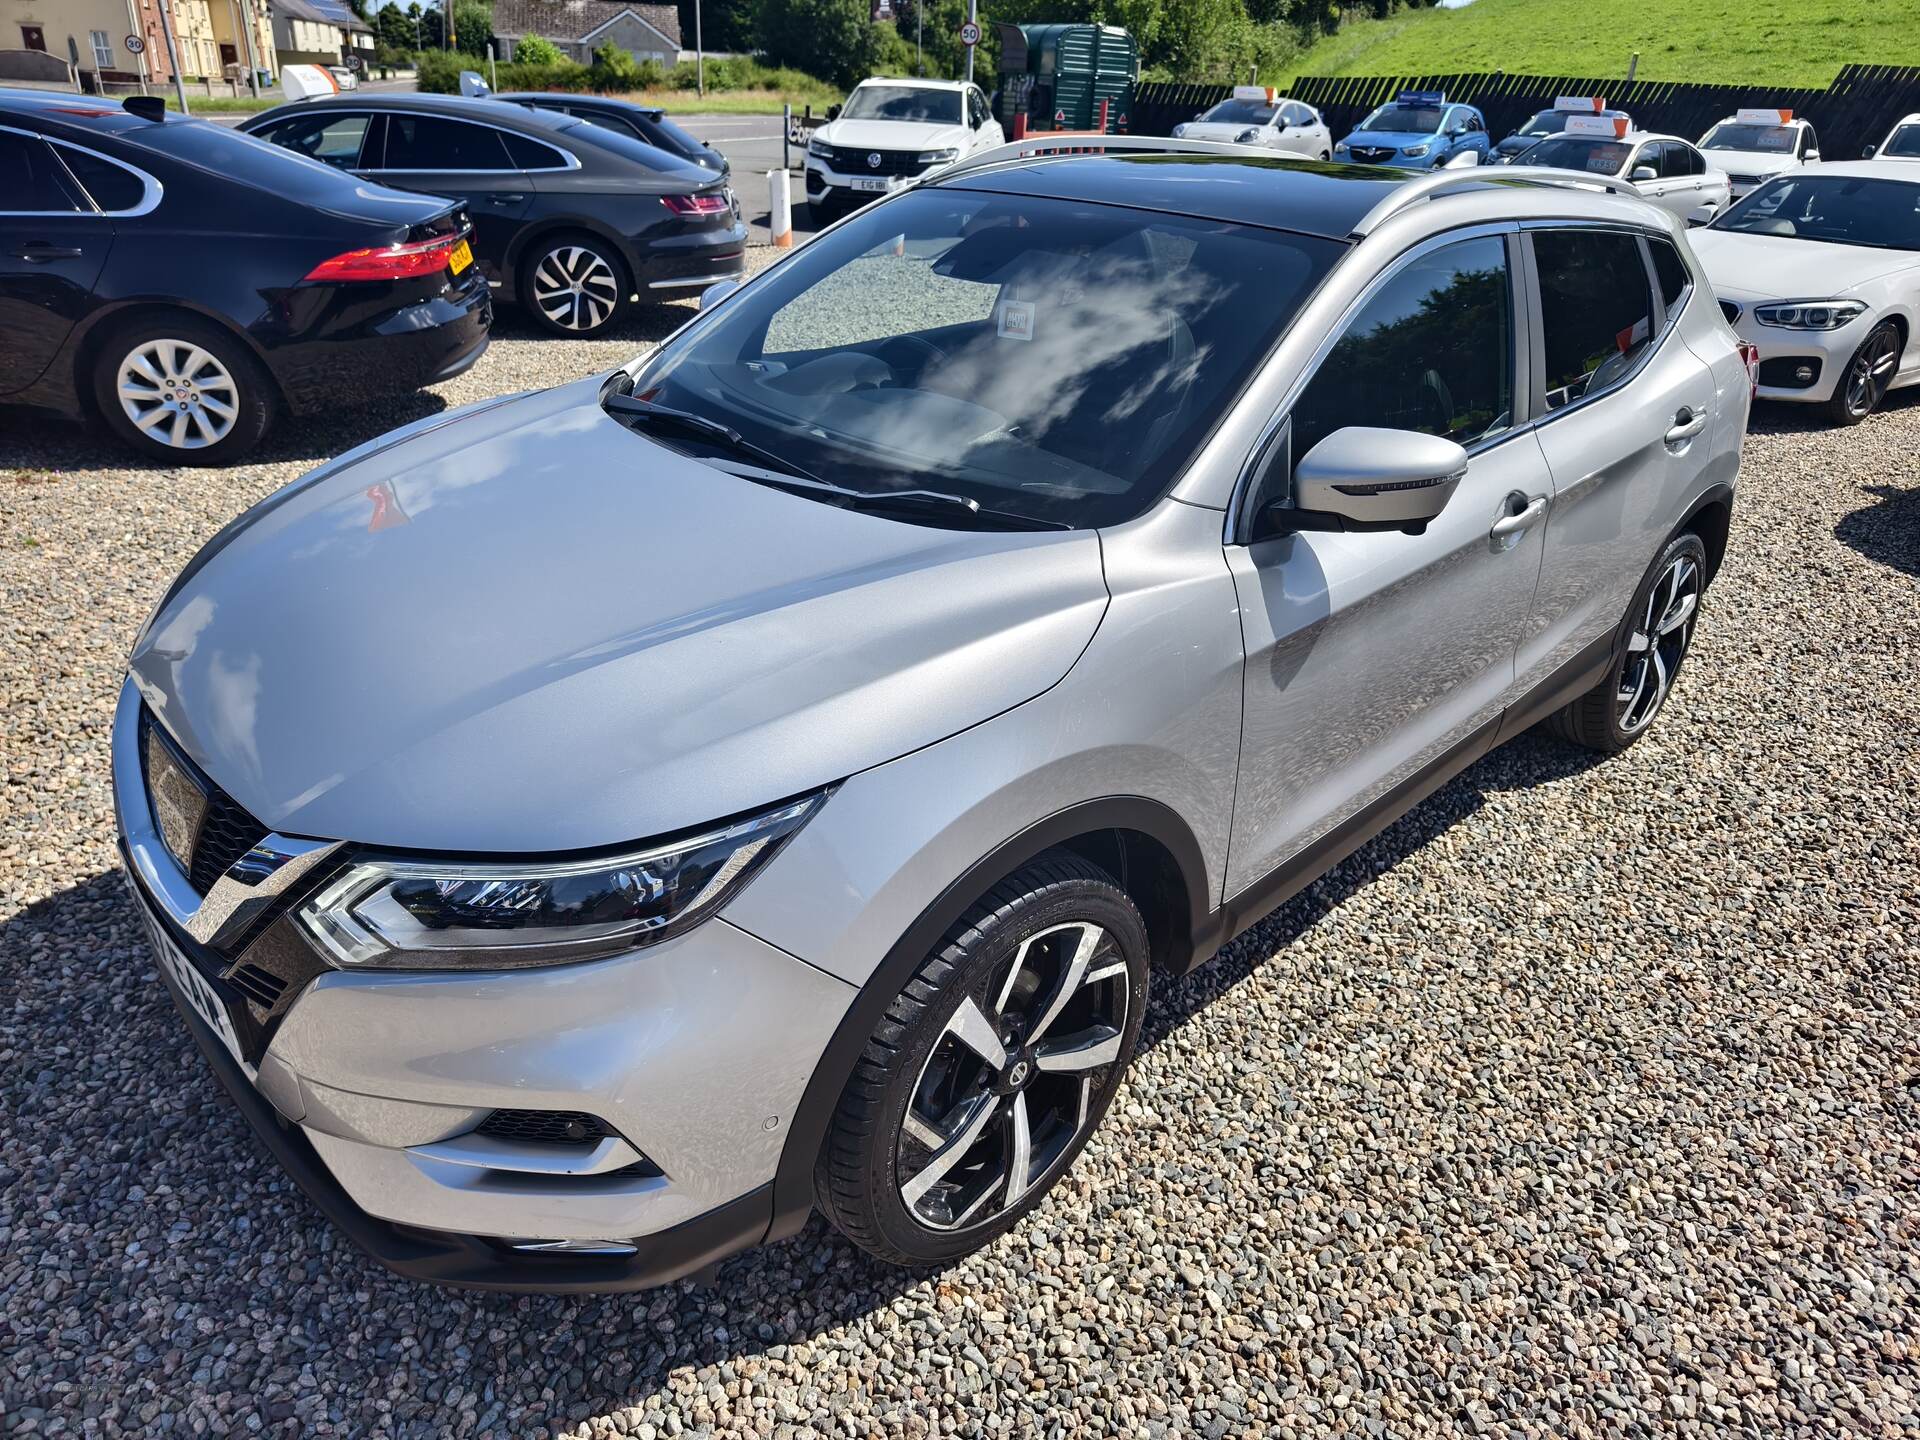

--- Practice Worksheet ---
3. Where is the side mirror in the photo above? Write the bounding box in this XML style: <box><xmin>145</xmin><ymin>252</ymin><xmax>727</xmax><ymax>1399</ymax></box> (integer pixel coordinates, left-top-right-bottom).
<box><xmin>1630</xmin><ymin>164</ymin><xmax>1658</xmax><ymax>182</ymax></box>
<box><xmin>699</xmin><ymin>278</ymin><xmax>741</xmax><ymax>310</ymax></box>
<box><xmin>1290</xmin><ymin>427</ymin><xmax>1467</xmax><ymax>532</ymax></box>
<box><xmin>1442</xmin><ymin>149</ymin><xmax>1480</xmax><ymax>168</ymax></box>
<box><xmin>1862</xmin><ymin>143</ymin><xmax>1876</xmax><ymax>158</ymax></box>
<box><xmin>826</xmin><ymin>103</ymin><xmax>842</xmax><ymax>122</ymax></box>
<box><xmin>1806</xmin><ymin>149</ymin><xmax>1820</xmax><ymax>161</ymax></box>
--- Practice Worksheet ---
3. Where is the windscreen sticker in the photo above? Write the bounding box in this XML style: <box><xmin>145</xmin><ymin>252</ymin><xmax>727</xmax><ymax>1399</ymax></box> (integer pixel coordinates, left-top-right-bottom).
<box><xmin>997</xmin><ymin>300</ymin><xmax>1036</xmax><ymax>342</ymax></box>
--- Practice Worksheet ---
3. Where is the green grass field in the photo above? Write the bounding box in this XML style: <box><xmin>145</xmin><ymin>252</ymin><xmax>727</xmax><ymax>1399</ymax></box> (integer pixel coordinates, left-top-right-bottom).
<box><xmin>1282</xmin><ymin>0</ymin><xmax>1920</xmax><ymax>87</ymax></box>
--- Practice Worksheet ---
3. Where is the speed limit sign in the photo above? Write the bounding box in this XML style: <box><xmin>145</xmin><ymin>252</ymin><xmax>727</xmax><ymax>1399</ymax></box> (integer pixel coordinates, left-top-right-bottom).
<box><xmin>124</xmin><ymin>33</ymin><xmax>145</xmax><ymax>53</ymax></box>
<box><xmin>959</xmin><ymin>20</ymin><xmax>980</xmax><ymax>46</ymax></box>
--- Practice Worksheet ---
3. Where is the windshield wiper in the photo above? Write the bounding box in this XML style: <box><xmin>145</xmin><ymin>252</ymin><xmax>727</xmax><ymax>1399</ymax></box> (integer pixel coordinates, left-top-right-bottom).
<box><xmin>603</xmin><ymin>391</ymin><xmax>826</xmax><ymax>485</ymax></box>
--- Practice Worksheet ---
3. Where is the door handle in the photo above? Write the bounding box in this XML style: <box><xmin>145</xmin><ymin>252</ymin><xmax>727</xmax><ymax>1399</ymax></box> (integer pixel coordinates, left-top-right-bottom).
<box><xmin>12</xmin><ymin>243</ymin><xmax>83</xmax><ymax>261</ymax></box>
<box><xmin>1665</xmin><ymin>406</ymin><xmax>1709</xmax><ymax>444</ymax></box>
<box><xmin>487</xmin><ymin>193</ymin><xmax>526</xmax><ymax>205</ymax></box>
<box><xmin>1490</xmin><ymin>492</ymin><xmax>1549</xmax><ymax>539</ymax></box>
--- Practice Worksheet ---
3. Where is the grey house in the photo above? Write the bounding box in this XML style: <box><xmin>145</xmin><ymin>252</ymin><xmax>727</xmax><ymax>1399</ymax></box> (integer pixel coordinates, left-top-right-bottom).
<box><xmin>490</xmin><ymin>0</ymin><xmax>682</xmax><ymax>66</ymax></box>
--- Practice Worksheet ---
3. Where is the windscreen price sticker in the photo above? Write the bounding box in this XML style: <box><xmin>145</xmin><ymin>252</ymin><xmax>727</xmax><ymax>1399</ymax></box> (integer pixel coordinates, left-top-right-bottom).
<box><xmin>959</xmin><ymin>20</ymin><xmax>980</xmax><ymax>45</ymax></box>
<box><xmin>1564</xmin><ymin>114</ymin><xmax>1630</xmax><ymax>138</ymax></box>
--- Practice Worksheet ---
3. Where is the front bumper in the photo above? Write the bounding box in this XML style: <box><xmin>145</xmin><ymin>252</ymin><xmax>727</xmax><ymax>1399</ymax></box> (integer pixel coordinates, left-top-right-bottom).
<box><xmin>113</xmin><ymin>678</ymin><xmax>854</xmax><ymax>1289</ymax></box>
<box><xmin>805</xmin><ymin>158</ymin><xmax>931</xmax><ymax>204</ymax></box>
<box><xmin>1719</xmin><ymin>300</ymin><xmax>1866</xmax><ymax>403</ymax></box>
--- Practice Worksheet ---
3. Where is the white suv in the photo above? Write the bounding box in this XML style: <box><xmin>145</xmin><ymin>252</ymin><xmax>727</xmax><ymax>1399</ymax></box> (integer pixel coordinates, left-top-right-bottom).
<box><xmin>805</xmin><ymin>77</ymin><xmax>1002</xmax><ymax>219</ymax></box>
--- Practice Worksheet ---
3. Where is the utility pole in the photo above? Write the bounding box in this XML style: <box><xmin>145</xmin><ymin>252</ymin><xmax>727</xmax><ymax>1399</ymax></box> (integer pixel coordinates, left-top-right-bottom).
<box><xmin>694</xmin><ymin>0</ymin><xmax>704</xmax><ymax>97</ymax></box>
<box><xmin>445</xmin><ymin>0</ymin><xmax>454</xmax><ymax>50</ymax></box>
<box><xmin>964</xmin><ymin>0</ymin><xmax>976</xmax><ymax>83</ymax></box>
<box><xmin>230</xmin><ymin>0</ymin><xmax>260</xmax><ymax>95</ymax></box>
<box><xmin>916</xmin><ymin>0</ymin><xmax>922</xmax><ymax>76</ymax></box>
<box><xmin>156</xmin><ymin>0</ymin><xmax>189</xmax><ymax>111</ymax></box>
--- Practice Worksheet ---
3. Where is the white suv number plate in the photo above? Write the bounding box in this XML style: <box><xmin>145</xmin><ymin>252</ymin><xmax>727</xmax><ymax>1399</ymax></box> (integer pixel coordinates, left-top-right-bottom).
<box><xmin>139</xmin><ymin>897</ymin><xmax>246</xmax><ymax>1068</ymax></box>
<box><xmin>852</xmin><ymin>177</ymin><xmax>893</xmax><ymax>193</ymax></box>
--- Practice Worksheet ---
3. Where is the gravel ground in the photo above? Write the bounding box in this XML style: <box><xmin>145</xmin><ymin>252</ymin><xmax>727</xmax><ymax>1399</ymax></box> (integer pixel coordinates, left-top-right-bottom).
<box><xmin>2</xmin><ymin>286</ymin><xmax>1918</xmax><ymax>1437</ymax></box>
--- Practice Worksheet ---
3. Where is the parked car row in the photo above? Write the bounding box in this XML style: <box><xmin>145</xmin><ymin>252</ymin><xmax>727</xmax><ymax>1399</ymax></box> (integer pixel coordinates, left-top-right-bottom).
<box><xmin>0</xmin><ymin>86</ymin><xmax>745</xmax><ymax>460</ymax></box>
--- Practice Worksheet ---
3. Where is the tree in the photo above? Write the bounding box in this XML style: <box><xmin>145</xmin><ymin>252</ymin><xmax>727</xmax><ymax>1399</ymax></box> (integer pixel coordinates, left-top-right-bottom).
<box><xmin>515</xmin><ymin>32</ymin><xmax>561</xmax><ymax>61</ymax></box>
<box><xmin>756</xmin><ymin>0</ymin><xmax>911</xmax><ymax>89</ymax></box>
<box><xmin>677</xmin><ymin>0</ymin><xmax>756</xmax><ymax>53</ymax></box>
<box><xmin>452</xmin><ymin>0</ymin><xmax>491</xmax><ymax>54</ymax></box>
<box><xmin>374</xmin><ymin>1</ymin><xmax>418</xmax><ymax>49</ymax></box>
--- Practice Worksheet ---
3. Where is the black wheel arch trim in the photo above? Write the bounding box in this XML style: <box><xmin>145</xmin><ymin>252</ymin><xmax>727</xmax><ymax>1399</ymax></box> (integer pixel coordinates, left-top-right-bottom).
<box><xmin>768</xmin><ymin>794</ymin><xmax>1213</xmax><ymax>1240</ymax></box>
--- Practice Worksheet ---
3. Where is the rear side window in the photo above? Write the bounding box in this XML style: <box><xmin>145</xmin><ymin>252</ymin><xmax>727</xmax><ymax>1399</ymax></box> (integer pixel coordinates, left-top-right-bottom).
<box><xmin>0</xmin><ymin>130</ymin><xmax>84</xmax><ymax>212</ymax></box>
<box><xmin>1647</xmin><ymin>237</ymin><xmax>1691</xmax><ymax>320</ymax></box>
<box><xmin>1533</xmin><ymin>229</ymin><xmax>1656</xmax><ymax>409</ymax></box>
<box><xmin>1290</xmin><ymin>233</ymin><xmax>1514</xmax><ymax>464</ymax></box>
<box><xmin>253</xmin><ymin>111</ymin><xmax>370</xmax><ymax>169</ymax></box>
<box><xmin>381</xmin><ymin>115</ymin><xmax>512</xmax><ymax>170</ymax></box>
<box><xmin>501</xmin><ymin>130</ymin><xmax>566</xmax><ymax>169</ymax></box>
<box><xmin>52</xmin><ymin>144</ymin><xmax>148</xmax><ymax>210</ymax></box>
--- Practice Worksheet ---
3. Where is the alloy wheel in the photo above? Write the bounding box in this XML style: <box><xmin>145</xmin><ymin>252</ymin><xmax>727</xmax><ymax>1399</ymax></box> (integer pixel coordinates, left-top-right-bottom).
<box><xmin>532</xmin><ymin>245</ymin><xmax>621</xmax><ymax>332</ymax></box>
<box><xmin>1616</xmin><ymin>552</ymin><xmax>1700</xmax><ymax>735</ymax></box>
<box><xmin>1845</xmin><ymin>325</ymin><xmax>1900</xmax><ymax>418</ymax></box>
<box><xmin>897</xmin><ymin>921</ymin><xmax>1130</xmax><ymax>1232</ymax></box>
<box><xmin>116</xmin><ymin>339</ymin><xmax>239</xmax><ymax>450</ymax></box>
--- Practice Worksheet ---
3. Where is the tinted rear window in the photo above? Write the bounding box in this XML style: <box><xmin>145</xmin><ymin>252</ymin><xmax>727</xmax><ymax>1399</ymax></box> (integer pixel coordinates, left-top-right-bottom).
<box><xmin>123</xmin><ymin>117</ymin><xmax>385</xmax><ymax>203</ymax></box>
<box><xmin>54</xmin><ymin>144</ymin><xmax>148</xmax><ymax>210</ymax></box>
<box><xmin>640</xmin><ymin>111</ymin><xmax>710</xmax><ymax>161</ymax></box>
<box><xmin>560</xmin><ymin>120</ymin><xmax>708</xmax><ymax>178</ymax></box>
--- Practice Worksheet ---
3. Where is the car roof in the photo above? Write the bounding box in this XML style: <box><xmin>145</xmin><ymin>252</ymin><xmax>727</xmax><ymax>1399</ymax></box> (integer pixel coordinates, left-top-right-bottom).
<box><xmin>1710</xmin><ymin>114</ymin><xmax>1812</xmax><ymax>128</ymax></box>
<box><xmin>254</xmin><ymin>91</ymin><xmax>580</xmax><ymax>133</ymax></box>
<box><xmin>934</xmin><ymin>151</ymin><xmax>1660</xmax><ymax>242</ymax></box>
<box><xmin>0</xmin><ymin>85</ymin><xmax>176</xmax><ymax>135</ymax></box>
<box><xmin>855</xmin><ymin>76</ymin><xmax>968</xmax><ymax>91</ymax></box>
<box><xmin>495</xmin><ymin>91</ymin><xmax>664</xmax><ymax>117</ymax></box>
<box><xmin>1798</xmin><ymin>159</ymin><xmax>1920</xmax><ymax>180</ymax></box>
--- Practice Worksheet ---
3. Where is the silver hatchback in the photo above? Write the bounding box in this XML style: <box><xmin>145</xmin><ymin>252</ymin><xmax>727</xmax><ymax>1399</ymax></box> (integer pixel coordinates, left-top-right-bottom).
<box><xmin>115</xmin><ymin>143</ymin><xmax>1749</xmax><ymax>1289</ymax></box>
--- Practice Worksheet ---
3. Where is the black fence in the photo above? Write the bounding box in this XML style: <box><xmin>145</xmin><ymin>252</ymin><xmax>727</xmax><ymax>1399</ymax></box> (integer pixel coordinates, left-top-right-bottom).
<box><xmin>1130</xmin><ymin>64</ymin><xmax>1920</xmax><ymax>159</ymax></box>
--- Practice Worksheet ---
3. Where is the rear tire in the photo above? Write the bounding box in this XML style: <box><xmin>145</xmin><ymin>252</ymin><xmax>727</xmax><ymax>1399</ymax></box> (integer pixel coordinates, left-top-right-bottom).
<box><xmin>520</xmin><ymin>233</ymin><xmax>630</xmax><ymax>337</ymax></box>
<box><xmin>1547</xmin><ymin>531</ymin><xmax>1707</xmax><ymax>753</ymax></box>
<box><xmin>92</xmin><ymin>315</ymin><xmax>274</xmax><ymax>464</ymax></box>
<box><xmin>1823</xmin><ymin>319</ymin><xmax>1901</xmax><ymax>426</ymax></box>
<box><xmin>815</xmin><ymin>851</ymin><xmax>1149</xmax><ymax>1268</ymax></box>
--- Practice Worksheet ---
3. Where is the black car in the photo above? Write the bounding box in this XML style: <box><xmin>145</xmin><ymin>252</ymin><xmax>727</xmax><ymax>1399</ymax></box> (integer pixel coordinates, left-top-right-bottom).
<box><xmin>0</xmin><ymin>88</ymin><xmax>489</xmax><ymax>463</ymax></box>
<box><xmin>492</xmin><ymin>93</ymin><xmax>728</xmax><ymax>177</ymax></box>
<box><xmin>241</xmin><ymin>95</ymin><xmax>746</xmax><ymax>336</ymax></box>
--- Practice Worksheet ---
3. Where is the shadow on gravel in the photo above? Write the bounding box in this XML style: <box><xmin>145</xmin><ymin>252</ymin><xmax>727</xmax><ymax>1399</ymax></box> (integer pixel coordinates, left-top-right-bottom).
<box><xmin>1835</xmin><ymin>482</ymin><xmax>1920</xmax><ymax>578</ymax></box>
<box><xmin>0</xmin><ymin>728</ymin><xmax>1613</xmax><ymax>1434</ymax></box>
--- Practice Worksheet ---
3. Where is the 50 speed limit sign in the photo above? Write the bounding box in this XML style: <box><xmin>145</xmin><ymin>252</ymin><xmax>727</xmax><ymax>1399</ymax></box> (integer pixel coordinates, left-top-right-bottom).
<box><xmin>959</xmin><ymin>20</ymin><xmax>980</xmax><ymax>46</ymax></box>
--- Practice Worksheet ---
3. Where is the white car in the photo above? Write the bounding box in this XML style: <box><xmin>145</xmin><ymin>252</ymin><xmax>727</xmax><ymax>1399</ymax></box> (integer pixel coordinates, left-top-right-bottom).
<box><xmin>1173</xmin><ymin>88</ymin><xmax>1331</xmax><ymax>160</ymax></box>
<box><xmin>1693</xmin><ymin>162</ymin><xmax>1920</xmax><ymax>424</ymax></box>
<box><xmin>805</xmin><ymin>78</ymin><xmax>1003</xmax><ymax>219</ymax></box>
<box><xmin>1500</xmin><ymin>131</ymin><xmax>1730</xmax><ymax>225</ymax></box>
<box><xmin>1699</xmin><ymin>111</ymin><xmax>1820</xmax><ymax>198</ymax></box>
<box><xmin>1866</xmin><ymin>113</ymin><xmax>1920</xmax><ymax>161</ymax></box>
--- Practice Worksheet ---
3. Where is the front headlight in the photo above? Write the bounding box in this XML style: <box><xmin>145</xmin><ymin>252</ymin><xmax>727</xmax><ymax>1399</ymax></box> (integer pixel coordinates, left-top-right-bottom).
<box><xmin>1333</xmin><ymin>141</ymin><xmax>1349</xmax><ymax>154</ymax></box>
<box><xmin>916</xmin><ymin>147</ymin><xmax>959</xmax><ymax>165</ymax></box>
<box><xmin>1401</xmin><ymin>142</ymin><xmax>1431</xmax><ymax>158</ymax></box>
<box><xmin>294</xmin><ymin>793</ymin><xmax>827</xmax><ymax>970</ymax></box>
<box><xmin>1171</xmin><ymin>123</ymin><xmax>1188</xmax><ymax>138</ymax></box>
<box><xmin>1236</xmin><ymin>128</ymin><xmax>1260</xmax><ymax>143</ymax></box>
<box><xmin>1753</xmin><ymin>300</ymin><xmax>1866</xmax><ymax>330</ymax></box>
<box><xmin>807</xmin><ymin>136</ymin><xmax>832</xmax><ymax>158</ymax></box>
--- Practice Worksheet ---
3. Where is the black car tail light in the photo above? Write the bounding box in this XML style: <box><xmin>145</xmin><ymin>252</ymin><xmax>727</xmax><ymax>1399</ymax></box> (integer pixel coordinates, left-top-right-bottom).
<box><xmin>662</xmin><ymin>192</ymin><xmax>730</xmax><ymax>217</ymax></box>
<box><xmin>305</xmin><ymin>233</ymin><xmax>465</xmax><ymax>282</ymax></box>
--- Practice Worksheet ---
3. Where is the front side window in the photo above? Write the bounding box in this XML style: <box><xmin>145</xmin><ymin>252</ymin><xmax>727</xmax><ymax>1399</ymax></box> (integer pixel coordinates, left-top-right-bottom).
<box><xmin>1533</xmin><ymin>229</ymin><xmax>1656</xmax><ymax>409</ymax></box>
<box><xmin>0</xmin><ymin>130</ymin><xmax>82</xmax><ymax>212</ymax></box>
<box><xmin>254</xmin><ymin>110</ymin><xmax>371</xmax><ymax>169</ymax></box>
<box><xmin>1800</xmin><ymin>126</ymin><xmax>1818</xmax><ymax>156</ymax></box>
<box><xmin>627</xmin><ymin>187</ymin><xmax>1343</xmax><ymax>529</ymax></box>
<box><xmin>1519</xmin><ymin>135</ymin><xmax>1634</xmax><ymax>175</ymax></box>
<box><xmin>54</xmin><ymin>144</ymin><xmax>148</xmax><ymax>211</ymax></box>
<box><xmin>1648</xmin><ymin>236</ymin><xmax>1690</xmax><ymax>320</ymax></box>
<box><xmin>840</xmin><ymin>85</ymin><xmax>962</xmax><ymax>125</ymax></box>
<box><xmin>1713</xmin><ymin>173</ymin><xmax>1920</xmax><ymax>249</ymax></box>
<box><xmin>1289</xmin><ymin>234</ymin><xmax>1513</xmax><ymax>470</ymax></box>
<box><xmin>379</xmin><ymin>114</ymin><xmax>511</xmax><ymax>170</ymax></box>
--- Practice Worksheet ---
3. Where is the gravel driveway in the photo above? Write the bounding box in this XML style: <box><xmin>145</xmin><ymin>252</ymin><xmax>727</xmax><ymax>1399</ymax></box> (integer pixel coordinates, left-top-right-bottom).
<box><xmin>2</xmin><ymin>285</ymin><xmax>1917</xmax><ymax>1437</ymax></box>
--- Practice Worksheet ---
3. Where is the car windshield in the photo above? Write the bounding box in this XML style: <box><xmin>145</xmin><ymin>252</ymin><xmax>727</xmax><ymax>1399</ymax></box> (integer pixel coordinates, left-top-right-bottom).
<box><xmin>1701</xmin><ymin>123</ymin><xmax>1796</xmax><ymax>152</ymax></box>
<box><xmin>1518</xmin><ymin>110</ymin><xmax>1575</xmax><ymax>136</ymax></box>
<box><xmin>1359</xmin><ymin>103</ymin><xmax>1443</xmax><ymax>133</ymax></box>
<box><xmin>1885</xmin><ymin>124</ymin><xmax>1920</xmax><ymax>158</ymax></box>
<box><xmin>622</xmin><ymin>188</ymin><xmax>1343</xmax><ymax>529</ymax></box>
<box><xmin>1513</xmin><ymin>135</ymin><xmax>1632</xmax><ymax>175</ymax></box>
<box><xmin>840</xmin><ymin>85</ymin><xmax>962</xmax><ymax>124</ymax></box>
<box><xmin>1711</xmin><ymin>173</ymin><xmax>1920</xmax><ymax>249</ymax></box>
<box><xmin>1200</xmin><ymin>99</ymin><xmax>1277</xmax><ymax>126</ymax></box>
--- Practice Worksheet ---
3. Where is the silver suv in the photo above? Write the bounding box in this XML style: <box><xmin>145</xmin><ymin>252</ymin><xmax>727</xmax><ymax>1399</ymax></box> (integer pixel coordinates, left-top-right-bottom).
<box><xmin>115</xmin><ymin>143</ymin><xmax>1748</xmax><ymax>1290</ymax></box>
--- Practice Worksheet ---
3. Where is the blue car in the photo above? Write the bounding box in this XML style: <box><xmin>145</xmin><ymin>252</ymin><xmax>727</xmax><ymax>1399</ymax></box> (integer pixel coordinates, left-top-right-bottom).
<box><xmin>1333</xmin><ymin>91</ymin><xmax>1491</xmax><ymax>170</ymax></box>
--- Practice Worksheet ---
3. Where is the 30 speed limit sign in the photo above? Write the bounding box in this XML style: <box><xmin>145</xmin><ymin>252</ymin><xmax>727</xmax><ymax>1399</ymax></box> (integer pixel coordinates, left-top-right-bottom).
<box><xmin>959</xmin><ymin>20</ymin><xmax>980</xmax><ymax>46</ymax></box>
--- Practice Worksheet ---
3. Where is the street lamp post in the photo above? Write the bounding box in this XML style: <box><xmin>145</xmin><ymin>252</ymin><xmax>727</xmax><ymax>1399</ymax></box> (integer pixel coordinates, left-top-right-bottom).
<box><xmin>694</xmin><ymin>0</ymin><xmax>704</xmax><ymax>97</ymax></box>
<box><xmin>156</xmin><ymin>0</ymin><xmax>189</xmax><ymax>112</ymax></box>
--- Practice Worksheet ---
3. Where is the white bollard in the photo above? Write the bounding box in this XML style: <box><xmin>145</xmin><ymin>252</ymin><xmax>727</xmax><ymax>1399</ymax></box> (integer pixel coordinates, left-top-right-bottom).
<box><xmin>768</xmin><ymin>168</ymin><xmax>793</xmax><ymax>249</ymax></box>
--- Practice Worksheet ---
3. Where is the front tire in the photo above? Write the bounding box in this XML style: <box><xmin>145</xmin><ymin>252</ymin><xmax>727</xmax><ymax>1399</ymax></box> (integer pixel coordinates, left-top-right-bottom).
<box><xmin>1547</xmin><ymin>531</ymin><xmax>1707</xmax><ymax>753</ymax></box>
<box><xmin>815</xmin><ymin>852</ymin><xmax>1149</xmax><ymax>1268</ymax></box>
<box><xmin>93</xmin><ymin>316</ymin><xmax>274</xmax><ymax>464</ymax></box>
<box><xmin>1824</xmin><ymin>319</ymin><xmax>1901</xmax><ymax>426</ymax></box>
<box><xmin>521</xmin><ymin>234</ymin><xmax>629</xmax><ymax>337</ymax></box>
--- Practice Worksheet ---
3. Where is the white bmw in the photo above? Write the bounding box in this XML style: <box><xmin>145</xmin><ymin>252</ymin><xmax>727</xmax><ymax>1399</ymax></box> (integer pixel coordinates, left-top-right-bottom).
<box><xmin>1693</xmin><ymin>161</ymin><xmax>1920</xmax><ymax>424</ymax></box>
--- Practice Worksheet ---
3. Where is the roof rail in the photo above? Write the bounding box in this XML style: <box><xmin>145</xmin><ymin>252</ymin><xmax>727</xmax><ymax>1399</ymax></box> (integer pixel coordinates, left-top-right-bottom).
<box><xmin>929</xmin><ymin>133</ymin><xmax>1294</xmax><ymax>183</ymax></box>
<box><xmin>1348</xmin><ymin>164</ymin><xmax>1648</xmax><ymax>237</ymax></box>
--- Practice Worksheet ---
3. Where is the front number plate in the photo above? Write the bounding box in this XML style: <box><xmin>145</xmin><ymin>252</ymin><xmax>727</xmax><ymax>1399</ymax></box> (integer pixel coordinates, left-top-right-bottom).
<box><xmin>448</xmin><ymin>238</ymin><xmax>474</xmax><ymax>275</ymax></box>
<box><xmin>142</xmin><ymin>902</ymin><xmax>246</xmax><ymax>1069</ymax></box>
<box><xmin>852</xmin><ymin>177</ymin><xmax>893</xmax><ymax>193</ymax></box>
